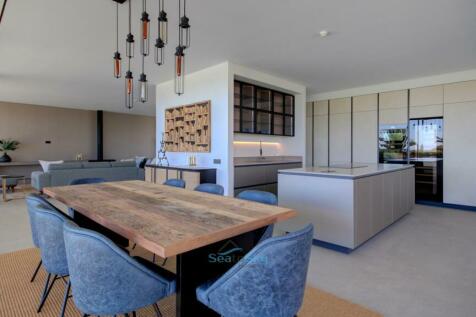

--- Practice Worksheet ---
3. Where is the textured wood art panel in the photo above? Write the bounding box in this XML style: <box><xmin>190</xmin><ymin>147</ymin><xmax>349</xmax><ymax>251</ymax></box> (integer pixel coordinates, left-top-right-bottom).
<box><xmin>164</xmin><ymin>101</ymin><xmax>211</xmax><ymax>152</ymax></box>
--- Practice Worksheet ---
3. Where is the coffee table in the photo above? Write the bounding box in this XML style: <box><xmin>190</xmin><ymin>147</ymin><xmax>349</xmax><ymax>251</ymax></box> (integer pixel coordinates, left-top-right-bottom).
<box><xmin>1</xmin><ymin>175</ymin><xmax>25</xmax><ymax>202</ymax></box>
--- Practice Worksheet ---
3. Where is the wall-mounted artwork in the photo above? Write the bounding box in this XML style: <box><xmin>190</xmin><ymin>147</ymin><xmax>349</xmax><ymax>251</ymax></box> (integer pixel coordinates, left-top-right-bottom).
<box><xmin>164</xmin><ymin>100</ymin><xmax>211</xmax><ymax>152</ymax></box>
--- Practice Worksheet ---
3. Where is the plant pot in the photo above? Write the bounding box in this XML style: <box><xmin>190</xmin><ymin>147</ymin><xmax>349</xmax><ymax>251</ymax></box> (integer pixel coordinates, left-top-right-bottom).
<box><xmin>0</xmin><ymin>153</ymin><xmax>12</xmax><ymax>163</ymax></box>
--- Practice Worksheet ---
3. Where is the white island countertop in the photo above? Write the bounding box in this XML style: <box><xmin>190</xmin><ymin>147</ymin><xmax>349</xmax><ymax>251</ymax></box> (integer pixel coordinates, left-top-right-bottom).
<box><xmin>278</xmin><ymin>163</ymin><xmax>413</xmax><ymax>179</ymax></box>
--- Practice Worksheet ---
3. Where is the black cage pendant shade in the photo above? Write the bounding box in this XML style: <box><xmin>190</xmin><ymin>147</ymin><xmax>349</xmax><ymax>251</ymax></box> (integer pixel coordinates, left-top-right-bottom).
<box><xmin>175</xmin><ymin>45</ymin><xmax>185</xmax><ymax>95</ymax></box>
<box><xmin>178</xmin><ymin>0</ymin><xmax>190</xmax><ymax>49</ymax></box>
<box><xmin>126</xmin><ymin>0</ymin><xmax>135</xmax><ymax>58</ymax></box>
<box><xmin>125</xmin><ymin>70</ymin><xmax>134</xmax><ymax>109</ymax></box>
<box><xmin>140</xmin><ymin>0</ymin><xmax>150</xmax><ymax>56</ymax></box>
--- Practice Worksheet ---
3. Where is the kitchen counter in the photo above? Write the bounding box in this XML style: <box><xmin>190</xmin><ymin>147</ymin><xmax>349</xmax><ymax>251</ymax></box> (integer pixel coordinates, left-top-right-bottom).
<box><xmin>146</xmin><ymin>164</ymin><xmax>216</xmax><ymax>171</ymax></box>
<box><xmin>277</xmin><ymin>163</ymin><xmax>415</xmax><ymax>252</ymax></box>
<box><xmin>234</xmin><ymin>156</ymin><xmax>302</xmax><ymax>167</ymax></box>
<box><xmin>278</xmin><ymin>163</ymin><xmax>412</xmax><ymax>179</ymax></box>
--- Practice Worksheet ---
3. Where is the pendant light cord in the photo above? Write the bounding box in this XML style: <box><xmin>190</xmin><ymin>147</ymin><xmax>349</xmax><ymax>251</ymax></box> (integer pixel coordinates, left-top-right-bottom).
<box><xmin>128</xmin><ymin>0</ymin><xmax>132</xmax><ymax>33</ymax></box>
<box><xmin>116</xmin><ymin>2</ymin><xmax>119</xmax><ymax>52</ymax></box>
<box><xmin>0</xmin><ymin>0</ymin><xmax>8</xmax><ymax>25</ymax></box>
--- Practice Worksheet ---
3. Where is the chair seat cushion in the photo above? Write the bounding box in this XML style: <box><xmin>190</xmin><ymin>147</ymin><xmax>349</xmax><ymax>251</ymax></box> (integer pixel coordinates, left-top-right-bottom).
<box><xmin>133</xmin><ymin>256</ymin><xmax>177</xmax><ymax>295</ymax></box>
<box><xmin>196</xmin><ymin>278</ymin><xmax>218</xmax><ymax>306</ymax></box>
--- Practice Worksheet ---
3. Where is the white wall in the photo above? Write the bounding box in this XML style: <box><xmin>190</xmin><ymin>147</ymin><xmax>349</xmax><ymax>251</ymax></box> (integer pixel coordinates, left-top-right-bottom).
<box><xmin>156</xmin><ymin>62</ymin><xmax>307</xmax><ymax>196</ymax></box>
<box><xmin>156</xmin><ymin>62</ymin><xmax>232</xmax><ymax>195</ymax></box>
<box><xmin>230</xmin><ymin>64</ymin><xmax>307</xmax><ymax>159</ymax></box>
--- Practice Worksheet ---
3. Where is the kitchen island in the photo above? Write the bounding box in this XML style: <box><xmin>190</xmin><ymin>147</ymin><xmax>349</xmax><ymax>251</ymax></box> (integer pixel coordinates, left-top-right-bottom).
<box><xmin>277</xmin><ymin>164</ymin><xmax>415</xmax><ymax>252</ymax></box>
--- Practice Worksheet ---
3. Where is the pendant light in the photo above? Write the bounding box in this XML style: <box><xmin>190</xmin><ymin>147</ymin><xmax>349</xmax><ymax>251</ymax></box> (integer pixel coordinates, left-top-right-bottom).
<box><xmin>113</xmin><ymin>2</ymin><xmax>122</xmax><ymax>78</ymax></box>
<box><xmin>174</xmin><ymin>45</ymin><xmax>185</xmax><ymax>95</ymax></box>
<box><xmin>155</xmin><ymin>0</ymin><xmax>167</xmax><ymax>66</ymax></box>
<box><xmin>158</xmin><ymin>0</ymin><xmax>168</xmax><ymax>44</ymax></box>
<box><xmin>178</xmin><ymin>0</ymin><xmax>190</xmax><ymax>49</ymax></box>
<box><xmin>126</xmin><ymin>0</ymin><xmax>135</xmax><ymax>58</ymax></box>
<box><xmin>140</xmin><ymin>0</ymin><xmax>150</xmax><ymax>56</ymax></box>
<box><xmin>139</xmin><ymin>54</ymin><xmax>148</xmax><ymax>103</ymax></box>
<box><xmin>125</xmin><ymin>0</ymin><xmax>134</xmax><ymax>109</ymax></box>
<box><xmin>125</xmin><ymin>69</ymin><xmax>134</xmax><ymax>109</ymax></box>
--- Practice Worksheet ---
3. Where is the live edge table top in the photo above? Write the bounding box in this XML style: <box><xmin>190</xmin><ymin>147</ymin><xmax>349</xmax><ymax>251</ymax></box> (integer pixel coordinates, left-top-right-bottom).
<box><xmin>43</xmin><ymin>180</ymin><xmax>297</xmax><ymax>258</ymax></box>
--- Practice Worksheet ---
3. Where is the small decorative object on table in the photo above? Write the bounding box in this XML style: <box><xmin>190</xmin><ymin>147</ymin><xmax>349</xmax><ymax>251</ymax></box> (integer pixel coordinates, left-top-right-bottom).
<box><xmin>0</xmin><ymin>139</ymin><xmax>20</xmax><ymax>163</ymax></box>
<box><xmin>188</xmin><ymin>154</ymin><xmax>196</xmax><ymax>167</ymax></box>
<box><xmin>157</xmin><ymin>133</ymin><xmax>169</xmax><ymax>166</ymax></box>
<box><xmin>75</xmin><ymin>153</ymin><xmax>85</xmax><ymax>161</ymax></box>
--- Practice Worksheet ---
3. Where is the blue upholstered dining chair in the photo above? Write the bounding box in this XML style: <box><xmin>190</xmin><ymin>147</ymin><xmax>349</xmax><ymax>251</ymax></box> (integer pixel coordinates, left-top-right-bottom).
<box><xmin>28</xmin><ymin>204</ymin><xmax>72</xmax><ymax>317</ymax></box>
<box><xmin>237</xmin><ymin>190</ymin><xmax>278</xmax><ymax>242</ymax></box>
<box><xmin>196</xmin><ymin>224</ymin><xmax>313</xmax><ymax>317</ymax></box>
<box><xmin>69</xmin><ymin>177</ymin><xmax>106</xmax><ymax>186</ymax></box>
<box><xmin>194</xmin><ymin>183</ymin><xmax>225</xmax><ymax>196</ymax></box>
<box><xmin>67</xmin><ymin>178</ymin><xmax>106</xmax><ymax>217</ymax></box>
<box><xmin>25</xmin><ymin>193</ymin><xmax>62</xmax><ymax>283</ymax></box>
<box><xmin>163</xmin><ymin>178</ymin><xmax>186</xmax><ymax>188</ymax></box>
<box><xmin>63</xmin><ymin>221</ymin><xmax>176</xmax><ymax>317</ymax></box>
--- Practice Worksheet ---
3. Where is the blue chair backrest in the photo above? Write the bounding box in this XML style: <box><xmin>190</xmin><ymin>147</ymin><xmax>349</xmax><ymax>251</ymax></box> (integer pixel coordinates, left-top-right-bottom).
<box><xmin>29</xmin><ymin>204</ymin><xmax>69</xmax><ymax>276</ymax></box>
<box><xmin>63</xmin><ymin>221</ymin><xmax>175</xmax><ymax>315</ymax></box>
<box><xmin>25</xmin><ymin>194</ymin><xmax>61</xmax><ymax>248</ymax></box>
<box><xmin>237</xmin><ymin>190</ymin><xmax>278</xmax><ymax>205</ymax></box>
<box><xmin>69</xmin><ymin>178</ymin><xmax>106</xmax><ymax>186</ymax></box>
<box><xmin>163</xmin><ymin>178</ymin><xmax>186</xmax><ymax>188</ymax></box>
<box><xmin>194</xmin><ymin>183</ymin><xmax>224</xmax><ymax>196</ymax></box>
<box><xmin>201</xmin><ymin>224</ymin><xmax>313</xmax><ymax>317</ymax></box>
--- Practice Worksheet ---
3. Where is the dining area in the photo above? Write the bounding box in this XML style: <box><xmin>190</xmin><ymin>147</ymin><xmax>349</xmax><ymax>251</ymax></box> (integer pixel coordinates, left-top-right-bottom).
<box><xmin>25</xmin><ymin>178</ymin><xmax>313</xmax><ymax>317</ymax></box>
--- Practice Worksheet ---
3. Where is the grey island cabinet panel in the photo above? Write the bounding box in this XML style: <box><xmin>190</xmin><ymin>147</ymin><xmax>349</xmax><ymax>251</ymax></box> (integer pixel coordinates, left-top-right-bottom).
<box><xmin>276</xmin><ymin>164</ymin><xmax>415</xmax><ymax>251</ymax></box>
<box><xmin>234</xmin><ymin>156</ymin><xmax>302</xmax><ymax>195</ymax></box>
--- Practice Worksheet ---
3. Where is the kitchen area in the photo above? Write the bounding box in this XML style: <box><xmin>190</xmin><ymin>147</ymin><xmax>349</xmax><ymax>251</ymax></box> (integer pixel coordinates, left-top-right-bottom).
<box><xmin>233</xmin><ymin>79</ymin><xmax>476</xmax><ymax>252</ymax></box>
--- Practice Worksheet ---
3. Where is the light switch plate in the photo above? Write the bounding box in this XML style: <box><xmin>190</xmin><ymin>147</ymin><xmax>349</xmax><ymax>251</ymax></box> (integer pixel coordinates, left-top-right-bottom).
<box><xmin>213</xmin><ymin>159</ymin><xmax>221</xmax><ymax>164</ymax></box>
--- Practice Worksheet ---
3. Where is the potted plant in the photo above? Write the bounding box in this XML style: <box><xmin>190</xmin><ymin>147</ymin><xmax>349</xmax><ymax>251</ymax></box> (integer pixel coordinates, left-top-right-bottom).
<box><xmin>0</xmin><ymin>139</ymin><xmax>20</xmax><ymax>163</ymax></box>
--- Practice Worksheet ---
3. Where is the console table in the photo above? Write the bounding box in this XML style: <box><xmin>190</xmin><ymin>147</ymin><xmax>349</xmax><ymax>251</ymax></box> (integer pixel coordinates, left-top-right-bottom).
<box><xmin>145</xmin><ymin>164</ymin><xmax>216</xmax><ymax>190</ymax></box>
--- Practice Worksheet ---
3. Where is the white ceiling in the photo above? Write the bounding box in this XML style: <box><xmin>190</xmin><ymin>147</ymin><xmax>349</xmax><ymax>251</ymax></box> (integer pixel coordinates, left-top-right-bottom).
<box><xmin>1</xmin><ymin>0</ymin><xmax>476</xmax><ymax>116</ymax></box>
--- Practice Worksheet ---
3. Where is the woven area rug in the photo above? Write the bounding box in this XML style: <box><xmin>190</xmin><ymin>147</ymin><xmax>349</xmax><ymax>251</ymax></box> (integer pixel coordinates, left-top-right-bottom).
<box><xmin>0</xmin><ymin>248</ymin><xmax>382</xmax><ymax>317</ymax></box>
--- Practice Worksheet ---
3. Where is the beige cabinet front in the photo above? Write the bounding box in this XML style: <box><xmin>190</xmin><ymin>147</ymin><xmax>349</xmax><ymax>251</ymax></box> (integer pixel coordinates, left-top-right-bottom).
<box><xmin>353</xmin><ymin>94</ymin><xmax>378</xmax><ymax>164</ymax></box>
<box><xmin>329</xmin><ymin>98</ymin><xmax>351</xmax><ymax>165</ymax></box>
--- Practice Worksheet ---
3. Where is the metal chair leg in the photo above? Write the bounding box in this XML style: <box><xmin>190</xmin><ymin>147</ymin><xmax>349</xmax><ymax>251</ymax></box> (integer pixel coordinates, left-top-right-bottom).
<box><xmin>59</xmin><ymin>280</ymin><xmax>71</xmax><ymax>317</ymax></box>
<box><xmin>153</xmin><ymin>303</ymin><xmax>163</xmax><ymax>317</ymax></box>
<box><xmin>38</xmin><ymin>274</ymin><xmax>57</xmax><ymax>312</ymax></box>
<box><xmin>132</xmin><ymin>243</ymin><xmax>137</xmax><ymax>250</ymax></box>
<box><xmin>162</xmin><ymin>258</ymin><xmax>168</xmax><ymax>267</ymax></box>
<box><xmin>152</xmin><ymin>254</ymin><xmax>156</xmax><ymax>263</ymax></box>
<box><xmin>30</xmin><ymin>259</ymin><xmax>42</xmax><ymax>283</ymax></box>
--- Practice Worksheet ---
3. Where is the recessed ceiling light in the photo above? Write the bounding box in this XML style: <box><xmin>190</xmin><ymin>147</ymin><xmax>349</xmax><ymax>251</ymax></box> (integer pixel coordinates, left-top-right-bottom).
<box><xmin>319</xmin><ymin>30</ymin><xmax>330</xmax><ymax>38</ymax></box>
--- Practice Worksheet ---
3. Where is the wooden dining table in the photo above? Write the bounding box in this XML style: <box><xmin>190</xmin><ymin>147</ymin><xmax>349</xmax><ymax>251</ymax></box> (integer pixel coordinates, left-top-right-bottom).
<box><xmin>44</xmin><ymin>180</ymin><xmax>297</xmax><ymax>317</ymax></box>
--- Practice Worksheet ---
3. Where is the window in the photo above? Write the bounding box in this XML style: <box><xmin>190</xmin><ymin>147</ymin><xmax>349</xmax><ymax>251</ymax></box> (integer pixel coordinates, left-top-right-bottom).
<box><xmin>234</xmin><ymin>80</ymin><xmax>295</xmax><ymax>137</ymax></box>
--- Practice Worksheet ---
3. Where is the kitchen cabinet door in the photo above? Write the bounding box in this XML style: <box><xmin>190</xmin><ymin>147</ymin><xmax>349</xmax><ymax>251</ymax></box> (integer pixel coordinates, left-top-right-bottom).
<box><xmin>444</xmin><ymin>101</ymin><xmax>476</xmax><ymax>206</ymax></box>
<box><xmin>329</xmin><ymin>98</ymin><xmax>351</xmax><ymax>165</ymax></box>
<box><xmin>353</xmin><ymin>94</ymin><xmax>378</xmax><ymax>164</ymax></box>
<box><xmin>410</xmin><ymin>85</ymin><xmax>443</xmax><ymax>119</ymax></box>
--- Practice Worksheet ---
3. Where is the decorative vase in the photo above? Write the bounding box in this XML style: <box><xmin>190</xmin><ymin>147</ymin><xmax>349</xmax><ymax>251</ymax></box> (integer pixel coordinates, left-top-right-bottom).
<box><xmin>0</xmin><ymin>153</ymin><xmax>11</xmax><ymax>163</ymax></box>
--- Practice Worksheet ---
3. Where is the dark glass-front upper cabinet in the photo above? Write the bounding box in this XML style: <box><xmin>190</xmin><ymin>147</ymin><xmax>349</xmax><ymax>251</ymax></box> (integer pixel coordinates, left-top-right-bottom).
<box><xmin>234</xmin><ymin>80</ymin><xmax>295</xmax><ymax>137</ymax></box>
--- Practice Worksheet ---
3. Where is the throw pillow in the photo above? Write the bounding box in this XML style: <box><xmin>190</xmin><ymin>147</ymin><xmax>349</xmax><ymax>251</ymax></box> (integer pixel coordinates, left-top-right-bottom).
<box><xmin>39</xmin><ymin>160</ymin><xmax>64</xmax><ymax>172</ymax></box>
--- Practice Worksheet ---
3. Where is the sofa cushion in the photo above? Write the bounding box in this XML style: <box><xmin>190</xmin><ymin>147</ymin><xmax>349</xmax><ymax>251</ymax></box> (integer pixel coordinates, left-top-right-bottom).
<box><xmin>39</xmin><ymin>160</ymin><xmax>64</xmax><ymax>172</ymax></box>
<box><xmin>49</xmin><ymin>162</ymin><xmax>83</xmax><ymax>171</ymax></box>
<box><xmin>82</xmin><ymin>162</ymin><xmax>112</xmax><ymax>169</ymax></box>
<box><xmin>111</xmin><ymin>161</ymin><xmax>136</xmax><ymax>168</ymax></box>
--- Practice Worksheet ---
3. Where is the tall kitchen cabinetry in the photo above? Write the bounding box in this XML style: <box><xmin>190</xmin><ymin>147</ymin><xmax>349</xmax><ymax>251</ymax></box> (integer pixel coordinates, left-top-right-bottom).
<box><xmin>353</xmin><ymin>94</ymin><xmax>378</xmax><ymax>164</ymax></box>
<box><xmin>329</xmin><ymin>98</ymin><xmax>352</xmax><ymax>165</ymax></box>
<box><xmin>313</xmin><ymin>100</ymin><xmax>329</xmax><ymax>166</ymax></box>
<box><xmin>443</xmin><ymin>81</ymin><xmax>476</xmax><ymax>206</ymax></box>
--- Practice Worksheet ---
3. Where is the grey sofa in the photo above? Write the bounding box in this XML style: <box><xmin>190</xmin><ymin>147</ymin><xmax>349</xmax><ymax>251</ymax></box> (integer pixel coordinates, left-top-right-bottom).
<box><xmin>31</xmin><ymin>161</ymin><xmax>145</xmax><ymax>191</ymax></box>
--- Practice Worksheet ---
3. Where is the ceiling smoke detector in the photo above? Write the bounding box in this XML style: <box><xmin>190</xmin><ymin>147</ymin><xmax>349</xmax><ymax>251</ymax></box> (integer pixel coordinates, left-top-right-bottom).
<box><xmin>319</xmin><ymin>30</ymin><xmax>330</xmax><ymax>38</ymax></box>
